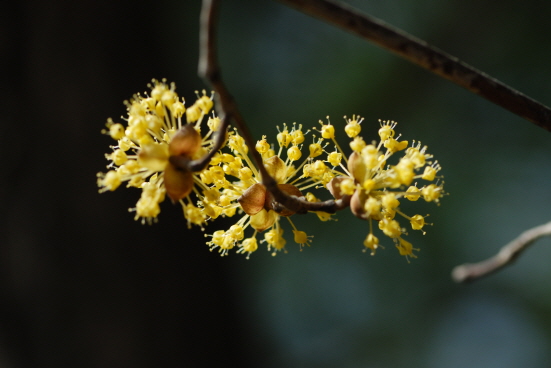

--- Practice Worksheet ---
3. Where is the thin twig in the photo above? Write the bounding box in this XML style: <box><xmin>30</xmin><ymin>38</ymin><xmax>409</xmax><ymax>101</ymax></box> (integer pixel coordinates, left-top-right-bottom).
<box><xmin>452</xmin><ymin>221</ymin><xmax>551</xmax><ymax>283</ymax></box>
<box><xmin>278</xmin><ymin>0</ymin><xmax>551</xmax><ymax>132</ymax></box>
<box><xmin>198</xmin><ymin>0</ymin><xmax>347</xmax><ymax>214</ymax></box>
<box><xmin>189</xmin><ymin>116</ymin><xmax>229</xmax><ymax>172</ymax></box>
<box><xmin>188</xmin><ymin>0</ymin><xmax>229</xmax><ymax>173</ymax></box>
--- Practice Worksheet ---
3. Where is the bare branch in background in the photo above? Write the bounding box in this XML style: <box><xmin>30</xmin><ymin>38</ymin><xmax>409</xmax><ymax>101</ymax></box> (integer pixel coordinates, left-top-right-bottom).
<box><xmin>452</xmin><ymin>221</ymin><xmax>551</xmax><ymax>283</ymax></box>
<box><xmin>278</xmin><ymin>0</ymin><xmax>551</xmax><ymax>132</ymax></box>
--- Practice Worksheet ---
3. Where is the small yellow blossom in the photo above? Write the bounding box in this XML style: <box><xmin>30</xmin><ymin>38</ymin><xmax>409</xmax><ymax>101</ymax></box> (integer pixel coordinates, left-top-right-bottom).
<box><xmin>293</xmin><ymin>230</ymin><xmax>313</xmax><ymax>248</ymax></box>
<box><xmin>265</xmin><ymin>227</ymin><xmax>287</xmax><ymax>255</ymax></box>
<box><xmin>396</xmin><ymin>237</ymin><xmax>419</xmax><ymax>260</ymax></box>
<box><xmin>97</xmin><ymin>170</ymin><xmax>122</xmax><ymax>192</ymax></box>
<box><xmin>410</xmin><ymin>214</ymin><xmax>426</xmax><ymax>230</ymax></box>
<box><xmin>378</xmin><ymin>120</ymin><xmax>396</xmax><ymax>141</ymax></box>
<box><xmin>327</xmin><ymin>151</ymin><xmax>343</xmax><ymax>167</ymax></box>
<box><xmin>422</xmin><ymin>184</ymin><xmax>442</xmax><ymax>202</ymax></box>
<box><xmin>344</xmin><ymin>115</ymin><xmax>363</xmax><ymax>138</ymax></box>
<box><xmin>350</xmin><ymin>136</ymin><xmax>366</xmax><ymax>152</ymax></box>
<box><xmin>378</xmin><ymin>218</ymin><xmax>402</xmax><ymax>238</ymax></box>
<box><xmin>277</xmin><ymin>125</ymin><xmax>292</xmax><ymax>147</ymax></box>
<box><xmin>339</xmin><ymin>178</ymin><xmax>356</xmax><ymax>196</ymax></box>
<box><xmin>319</xmin><ymin>117</ymin><xmax>335</xmax><ymax>139</ymax></box>
<box><xmin>404</xmin><ymin>186</ymin><xmax>421</xmax><ymax>201</ymax></box>
<box><xmin>292</xmin><ymin>124</ymin><xmax>306</xmax><ymax>145</ymax></box>
<box><xmin>288</xmin><ymin>146</ymin><xmax>302</xmax><ymax>161</ymax></box>
<box><xmin>363</xmin><ymin>233</ymin><xmax>380</xmax><ymax>256</ymax></box>
<box><xmin>238</xmin><ymin>236</ymin><xmax>259</xmax><ymax>259</ymax></box>
<box><xmin>309</xmin><ymin>140</ymin><xmax>324</xmax><ymax>158</ymax></box>
<box><xmin>256</xmin><ymin>136</ymin><xmax>270</xmax><ymax>154</ymax></box>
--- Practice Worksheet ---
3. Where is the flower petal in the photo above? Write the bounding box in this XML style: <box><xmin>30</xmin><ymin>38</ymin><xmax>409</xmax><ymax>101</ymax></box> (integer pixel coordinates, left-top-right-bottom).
<box><xmin>250</xmin><ymin>209</ymin><xmax>277</xmax><ymax>232</ymax></box>
<box><xmin>263</xmin><ymin>155</ymin><xmax>287</xmax><ymax>184</ymax></box>
<box><xmin>347</xmin><ymin>151</ymin><xmax>367</xmax><ymax>183</ymax></box>
<box><xmin>138</xmin><ymin>143</ymin><xmax>169</xmax><ymax>172</ymax></box>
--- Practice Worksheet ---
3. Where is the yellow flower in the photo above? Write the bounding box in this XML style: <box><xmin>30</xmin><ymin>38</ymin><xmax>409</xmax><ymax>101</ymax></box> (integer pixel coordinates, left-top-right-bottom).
<box><xmin>98</xmin><ymin>80</ymin><xmax>218</xmax><ymax>226</ymax></box>
<box><xmin>100</xmin><ymin>97</ymin><xmax>445</xmax><ymax>262</ymax></box>
<box><xmin>344</xmin><ymin>114</ymin><xmax>363</xmax><ymax>138</ymax></box>
<box><xmin>326</xmin><ymin>118</ymin><xmax>445</xmax><ymax>259</ymax></box>
<box><xmin>363</xmin><ymin>233</ymin><xmax>380</xmax><ymax>256</ymax></box>
<box><xmin>396</xmin><ymin>237</ymin><xmax>419</xmax><ymax>261</ymax></box>
<box><xmin>204</xmin><ymin>116</ymin><xmax>444</xmax><ymax>260</ymax></box>
<box><xmin>293</xmin><ymin>230</ymin><xmax>312</xmax><ymax>247</ymax></box>
<box><xmin>205</xmin><ymin>122</ymin><xmax>338</xmax><ymax>257</ymax></box>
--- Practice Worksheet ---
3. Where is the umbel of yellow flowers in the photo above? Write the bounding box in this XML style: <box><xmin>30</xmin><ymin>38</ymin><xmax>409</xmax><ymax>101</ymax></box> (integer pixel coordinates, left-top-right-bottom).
<box><xmin>98</xmin><ymin>81</ymin><xmax>444</xmax><ymax>260</ymax></box>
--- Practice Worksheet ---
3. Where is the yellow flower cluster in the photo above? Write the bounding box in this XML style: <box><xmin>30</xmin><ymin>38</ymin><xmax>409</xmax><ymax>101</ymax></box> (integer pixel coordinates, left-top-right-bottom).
<box><xmin>326</xmin><ymin>118</ymin><xmax>444</xmax><ymax>259</ymax></box>
<box><xmin>203</xmin><ymin>122</ymin><xmax>335</xmax><ymax>257</ymax></box>
<box><xmin>98</xmin><ymin>82</ymin><xmax>444</xmax><ymax>260</ymax></box>
<box><xmin>97</xmin><ymin>80</ymin><xmax>219</xmax><ymax>226</ymax></box>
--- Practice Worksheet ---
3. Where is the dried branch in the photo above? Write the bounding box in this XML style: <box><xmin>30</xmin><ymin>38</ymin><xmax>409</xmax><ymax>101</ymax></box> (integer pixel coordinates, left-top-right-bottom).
<box><xmin>198</xmin><ymin>0</ymin><xmax>346</xmax><ymax>214</ymax></box>
<box><xmin>452</xmin><ymin>221</ymin><xmax>551</xmax><ymax>283</ymax></box>
<box><xmin>278</xmin><ymin>0</ymin><xmax>551</xmax><ymax>132</ymax></box>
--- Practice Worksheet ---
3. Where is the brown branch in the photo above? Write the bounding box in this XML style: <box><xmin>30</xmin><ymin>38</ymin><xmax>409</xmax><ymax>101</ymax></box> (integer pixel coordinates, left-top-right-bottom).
<box><xmin>452</xmin><ymin>221</ymin><xmax>551</xmax><ymax>283</ymax></box>
<box><xmin>198</xmin><ymin>0</ymin><xmax>345</xmax><ymax>214</ymax></box>
<box><xmin>189</xmin><ymin>116</ymin><xmax>229</xmax><ymax>172</ymax></box>
<box><xmin>277</xmin><ymin>0</ymin><xmax>551</xmax><ymax>132</ymax></box>
<box><xmin>188</xmin><ymin>0</ymin><xmax>229</xmax><ymax>173</ymax></box>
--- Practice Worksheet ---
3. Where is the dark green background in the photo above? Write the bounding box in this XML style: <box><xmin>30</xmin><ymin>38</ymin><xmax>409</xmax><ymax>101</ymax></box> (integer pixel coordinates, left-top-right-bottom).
<box><xmin>2</xmin><ymin>0</ymin><xmax>551</xmax><ymax>367</ymax></box>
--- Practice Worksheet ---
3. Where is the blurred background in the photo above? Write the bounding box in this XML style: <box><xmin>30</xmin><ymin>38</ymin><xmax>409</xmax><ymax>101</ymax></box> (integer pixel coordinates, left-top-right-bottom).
<box><xmin>2</xmin><ymin>0</ymin><xmax>551</xmax><ymax>367</ymax></box>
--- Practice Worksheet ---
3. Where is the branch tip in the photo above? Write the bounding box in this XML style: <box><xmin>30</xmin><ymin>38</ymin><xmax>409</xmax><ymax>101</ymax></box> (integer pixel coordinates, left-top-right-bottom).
<box><xmin>452</xmin><ymin>221</ymin><xmax>551</xmax><ymax>283</ymax></box>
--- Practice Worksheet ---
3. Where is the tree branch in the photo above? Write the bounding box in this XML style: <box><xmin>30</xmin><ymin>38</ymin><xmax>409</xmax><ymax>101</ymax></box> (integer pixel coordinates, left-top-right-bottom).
<box><xmin>196</xmin><ymin>0</ymin><xmax>551</xmax><ymax>274</ymax></box>
<box><xmin>198</xmin><ymin>0</ymin><xmax>346</xmax><ymax>214</ymax></box>
<box><xmin>452</xmin><ymin>221</ymin><xmax>551</xmax><ymax>283</ymax></box>
<box><xmin>277</xmin><ymin>0</ymin><xmax>551</xmax><ymax>132</ymax></box>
